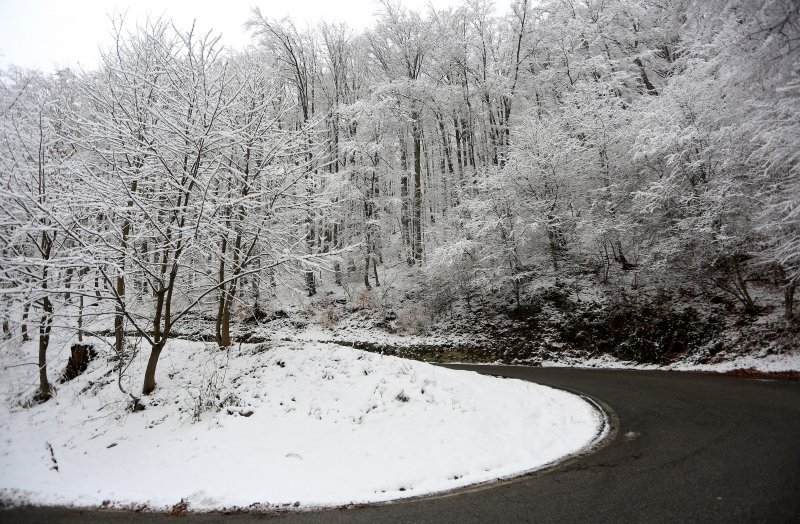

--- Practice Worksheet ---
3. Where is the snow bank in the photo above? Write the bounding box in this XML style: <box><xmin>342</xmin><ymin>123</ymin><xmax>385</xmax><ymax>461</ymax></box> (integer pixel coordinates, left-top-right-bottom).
<box><xmin>244</xmin><ymin>323</ymin><xmax>800</xmax><ymax>374</ymax></box>
<box><xmin>0</xmin><ymin>340</ymin><xmax>604</xmax><ymax>511</ymax></box>
<box><xmin>542</xmin><ymin>346</ymin><xmax>800</xmax><ymax>373</ymax></box>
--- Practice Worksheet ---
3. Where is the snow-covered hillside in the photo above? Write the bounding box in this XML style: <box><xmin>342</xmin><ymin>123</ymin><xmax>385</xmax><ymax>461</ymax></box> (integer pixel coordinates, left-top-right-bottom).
<box><xmin>0</xmin><ymin>339</ymin><xmax>605</xmax><ymax>511</ymax></box>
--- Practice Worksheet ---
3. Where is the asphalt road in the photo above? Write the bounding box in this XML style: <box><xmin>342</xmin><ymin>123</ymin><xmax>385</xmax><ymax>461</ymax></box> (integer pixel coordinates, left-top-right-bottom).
<box><xmin>3</xmin><ymin>366</ymin><xmax>800</xmax><ymax>523</ymax></box>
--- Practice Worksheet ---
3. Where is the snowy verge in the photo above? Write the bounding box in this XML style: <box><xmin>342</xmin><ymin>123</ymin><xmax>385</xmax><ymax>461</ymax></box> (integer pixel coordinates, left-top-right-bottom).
<box><xmin>0</xmin><ymin>339</ymin><xmax>605</xmax><ymax>511</ymax></box>
<box><xmin>247</xmin><ymin>325</ymin><xmax>800</xmax><ymax>373</ymax></box>
<box><xmin>540</xmin><ymin>346</ymin><xmax>800</xmax><ymax>374</ymax></box>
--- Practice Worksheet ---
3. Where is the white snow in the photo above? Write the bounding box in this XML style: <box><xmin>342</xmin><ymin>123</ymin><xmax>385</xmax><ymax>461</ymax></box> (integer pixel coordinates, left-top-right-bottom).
<box><xmin>0</xmin><ymin>338</ymin><xmax>605</xmax><ymax>511</ymax></box>
<box><xmin>540</xmin><ymin>346</ymin><xmax>800</xmax><ymax>373</ymax></box>
<box><xmin>250</xmin><ymin>324</ymin><xmax>800</xmax><ymax>373</ymax></box>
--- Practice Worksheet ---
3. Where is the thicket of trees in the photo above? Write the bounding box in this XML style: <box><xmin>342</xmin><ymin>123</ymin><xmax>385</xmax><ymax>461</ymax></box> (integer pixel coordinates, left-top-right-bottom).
<box><xmin>2</xmin><ymin>0</ymin><xmax>798</xmax><ymax>399</ymax></box>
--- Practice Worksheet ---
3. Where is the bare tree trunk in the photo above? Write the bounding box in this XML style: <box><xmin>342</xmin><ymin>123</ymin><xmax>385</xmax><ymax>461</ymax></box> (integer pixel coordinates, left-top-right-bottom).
<box><xmin>305</xmin><ymin>217</ymin><xmax>316</xmax><ymax>296</ymax></box>
<box><xmin>334</xmin><ymin>262</ymin><xmax>342</xmax><ymax>286</ymax></box>
<box><xmin>412</xmin><ymin>110</ymin><xmax>423</xmax><ymax>264</ymax></box>
<box><xmin>786</xmin><ymin>280</ymin><xmax>796</xmax><ymax>321</ymax></box>
<box><xmin>116</xmin><ymin>180</ymin><xmax>136</xmax><ymax>357</ymax></box>
<box><xmin>436</xmin><ymin>111</ymin><xmax>454</xmax><ymax>176</ymax></box>
<box><xmin>78</xmin><ymin>293</ymin><xmax>84</xmax><ymax>343</ymax></box>
<box><xmin>732</xmin><ymin>257</ymin><xmax>756</xmax><ymax>313</ymax></box>
<box><xmin>399</xmin><ymin>129</ymin><xmax>411</xmax><ymax>260</ymax></box>
<box><xmin>63</xmin><ymin>267</ymin><xmax>74</xmax><ymax>303</ymax></box>
<box><xmin>94</xmin><ymin>271</ymin><xmax>102</xmax><ymax>300</ymax></box>
<box><xmin>216</xmin><ymin>263</ymin><xmax>237</xmax><ymax>349</ymax></box>
<box><xmin>614</xmin><ymin>239</ymin><xmax>636</xmax><ymax>270</ymax></box>
<box><xmin>142</xmin><ymin>340</ymin><xmax>165</xmax><ymax>396</ymax></box>
<box><xmin>21</xmin><ymin>301</ymin><xmax>30</xmax><ymax>342</ymax></box>
<box><xmin>114</xmin><ymin>272</ymin><xmax>125</xmax><ymax>359</ymax></box>
<box><xmin>220</xmin><ymin>307</ymin><xmax>231</xmax><ymax>348</ymax></box>
<box><xmin>483</xmin><ymin>93</ymin><xmax>500</xmax><ymax>166</ymax></box>
<box><xmin>779</xmin><ymin>267</ymin><xmax>797</xmax><ymax>321</ymax></box>
<box><xmin>453</xmin><ymin>114</ymin><xmax>464</xmax><ymax>181</ymax></box>
<box><xmin>364</xmin><ymin>256</ymin><xmax>372</xmax><ymax>289</ymax></box>
<box><xmin>500</xmin><ymin>96</ymin><xmax>511</xmax><ymax>167</ymax></box>
<box><xmin>215</xmin><ymin>236</ymin><xmax>228</xmax><ymax>347</ymax></box>
<box><xmin>305</xmin><ymin>268</ymin><xmax>316</xmax><ymax>296</ymax></box>
<box><xmin>333</xmin><ymin>223</ymin><xmax>342</xmax><ymax>286</ymax></box>
<box><xmin>633</xmin><ymin>58</ymin><xmax>658</xmax><ymax>96</ymax></box>
<box><xmin>364</xmin><ymin>170</ymin><xmax>374</xmax><ymax>289</ymax></box>
<box><xmin>38</xmin><ymin>295</ymin><xmax>53</xmax><ymax>400</ymax></box>
<box><xmin>252</xmin><ymin>258</ymin><xmax>261</xmax><ymax>310</ymax></box>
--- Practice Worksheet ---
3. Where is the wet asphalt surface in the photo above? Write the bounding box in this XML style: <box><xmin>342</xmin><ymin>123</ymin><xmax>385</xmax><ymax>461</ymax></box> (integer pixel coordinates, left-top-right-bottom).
<box><xmin>3</xmin><ymin>366</ymin><xmax>799</xmax><ymax>523</ymax></box>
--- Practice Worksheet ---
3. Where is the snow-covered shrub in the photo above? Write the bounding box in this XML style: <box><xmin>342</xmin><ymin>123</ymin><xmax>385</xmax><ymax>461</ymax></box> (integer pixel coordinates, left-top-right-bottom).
<box><xmin>425</xmin><ymin>239</ymin><xmax>485</xmax><ymax>309</ymax></box>
<box><xmin>181</xmin><ymin>347</ymin><xmax>234</xmax><ymax>423</ymax></box>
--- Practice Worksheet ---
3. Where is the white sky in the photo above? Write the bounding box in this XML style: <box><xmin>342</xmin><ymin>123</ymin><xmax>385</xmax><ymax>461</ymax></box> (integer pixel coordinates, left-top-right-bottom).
<box><xmin>0</xmin><ymin>0</ymin><xmax>463</xmax><ymax>72</ymax></box>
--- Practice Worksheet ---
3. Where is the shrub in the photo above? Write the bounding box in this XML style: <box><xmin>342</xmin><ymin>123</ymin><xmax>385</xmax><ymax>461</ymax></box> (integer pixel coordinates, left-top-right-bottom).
<box><xmin>561</xmin><ymin>303</ymin><xmax>717</xmax><ymax>364</ymax></box>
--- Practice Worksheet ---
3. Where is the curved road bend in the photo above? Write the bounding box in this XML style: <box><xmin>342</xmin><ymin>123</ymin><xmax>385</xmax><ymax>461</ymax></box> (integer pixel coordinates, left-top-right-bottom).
<box><xmin>3</xmin><ymin>367</ymin><xmax>800</xmax><ymax>523</ymax></box>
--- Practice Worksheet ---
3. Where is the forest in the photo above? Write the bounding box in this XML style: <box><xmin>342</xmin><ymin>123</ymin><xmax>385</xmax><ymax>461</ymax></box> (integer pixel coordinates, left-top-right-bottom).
<box><xmin>1</xmin><ymin>0</ymin><xmax>799</xmax><ymax>404</ymax></box>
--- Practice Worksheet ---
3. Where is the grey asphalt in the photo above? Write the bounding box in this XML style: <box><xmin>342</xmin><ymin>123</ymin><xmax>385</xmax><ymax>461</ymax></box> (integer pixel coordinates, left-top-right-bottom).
<box><xmin>3</xmin><ymin>366</ymin><xmax>799</xmax><ymax>523</ymax></box>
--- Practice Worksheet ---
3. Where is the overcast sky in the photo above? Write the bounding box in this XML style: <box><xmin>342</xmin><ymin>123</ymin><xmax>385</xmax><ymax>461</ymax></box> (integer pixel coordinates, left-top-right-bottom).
<box><xmin>0</xmin><ymin>0</ymin><xmax>461</xmax><ymax>72</ymax></box>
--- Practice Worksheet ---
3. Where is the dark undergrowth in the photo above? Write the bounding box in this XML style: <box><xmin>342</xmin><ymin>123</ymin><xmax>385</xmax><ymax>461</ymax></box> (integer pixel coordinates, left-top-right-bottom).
<box><xmin>558</xmin><ymin>303</ymin><xmax>720</xmax><ymax>365</ymax></box>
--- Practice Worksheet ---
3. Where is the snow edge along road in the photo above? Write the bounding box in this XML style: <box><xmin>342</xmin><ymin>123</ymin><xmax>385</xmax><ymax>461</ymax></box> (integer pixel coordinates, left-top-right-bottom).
<box><xmin>0</xmin><ymin>359</ymin><xmax>615</xmax><ymax>515</ymax></box>
<box><xmin>331</xmin><ymin>367</ymin><xmax>617</xmax><ymax>511</ymax></box>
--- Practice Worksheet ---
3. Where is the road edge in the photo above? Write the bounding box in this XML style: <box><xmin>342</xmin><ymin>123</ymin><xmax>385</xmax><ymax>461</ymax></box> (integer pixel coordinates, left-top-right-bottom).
<box><xmin>307</xmin><ymin>364</ymin><xmax>619</xmax><ymax>514</ymax></box>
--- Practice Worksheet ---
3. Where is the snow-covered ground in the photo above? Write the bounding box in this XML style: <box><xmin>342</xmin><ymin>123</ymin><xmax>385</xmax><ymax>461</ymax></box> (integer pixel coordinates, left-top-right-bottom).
<box><xmin>541</xmin><ymin>348</ymin><xmax>800</xmax><ymax>373</ymax></box>
<box><xmin>251</xmin><ymin>324</ymin><xmax>800</xmax><ymax>373</ymax></box>
<box><xmin>0</xmin><ymin>337</ymin><xmax>605</xmax><ymax>511</ymax></box>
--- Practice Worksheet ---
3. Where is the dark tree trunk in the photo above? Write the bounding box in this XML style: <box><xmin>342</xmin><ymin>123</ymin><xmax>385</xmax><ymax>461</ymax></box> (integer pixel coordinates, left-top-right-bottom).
<box><xmin>634</xmin><ymin>58</ymin><xmax>658</xmax><ymax>96</ymax></box>
<box><xmin>372</xmin><ymin>258</ymin><xmax>380</xmax><ymax>287</ymax></box>
<box><xmin>142</xmin><ymin>340</ymin><xmax>165</xmax><ymax>395</ymax></box>
<box><xmin>64</xmin><ymin>344</ymin><xmax>96</xmax><ymax>382</ymax></box>
<box><xmin>412</xmin><ymin>111</ymin><xmax>423</xmax><ymax>264</ymax></box>
<box><xmin>334</xmin><ymin>261</ymin><xmax>342</xmax><ymax>286</ymax></box>
<box><xmin>21</xmin><ymin>301</ymin><xmax>30</xmax><ymax>342</ymax></box>
<box><xmin>333</xmin><ymin>222</ymin><xmax>343</xmax><ymax>286</ymax></box>
<box><xmin>116</xmin><ymin>180</ymin><xmax>136</xmax><ymax>357</ymax></box>
<box><xmin>436</xmin><ymin>112</ymin><xmax>454</xmax><ymax>176</ymax></box>
<box><xmin>399</xmin><ymin>129</ymin><xmax>411</xmax><ymax>259</ymax></box>
<box><xmin>94</xmin><ymin>271</ymin><xmax>102</xmax><ymax>300</ymax></box>
<box><xmin>483</xmin><ymin>93</ymin><xmax>500</xmax><ymax>166</ymax></box>
<box><xmin>306</xmin><ymin>212</ymin><xmax>316</xmax><ymax>296</ymax></box>
<box><xmin>215</xmin><ymin>236</ymin><xmax>228</xmax><ymax>347</ymax></box>
<box><xmin>78</xmin><ymin>293</ymin><xmax>84</xmax><ymax>343</ymax></box>
<box><xmin>114</xmin><ymin>274</ymin><xmax>125</xmax><ymax>359</ymax></box>
<box><xmin>731</xmin><ymin>257</ymin><xmax>756</xmax><ymax>313</ymax></box>
<box><xmin>364</xmin><ymin>256</ymin><xmax>372</xmax><ymax>290</ymax></box>
<box><xmin>614</xmin><ymin>240</ymin><xmax>637</xmax><ymax>270</ymax></box>
<box><xmin>220</xmin><ymin>307</ymin><xmax>231</xmax><ymax>348</ymax></box>
<box><xmin>305</xmin><ymin>270</ymin><xmax>316</xmax><ymax>297</ymax></box>
<box><xmin>38</xmin><ymin>296</ymin><xmax>53</xmax><ymax>401</ymax></box>
<box><xmin>783</xmin><ymin>273</ymin><xmax>796</xmax><ymax>321</ymax></box>
<box><xmin>453</xmin><ymin>115</ymin><xmax>464</xmax><ymax>180</ymax></box>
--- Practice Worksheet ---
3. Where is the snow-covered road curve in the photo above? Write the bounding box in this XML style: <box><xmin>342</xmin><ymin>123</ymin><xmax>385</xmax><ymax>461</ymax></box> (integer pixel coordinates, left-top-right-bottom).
<box><xmin>4</xmin><ymin>367</ymin><xmax>800</xmax><ymax>523</ymax></box>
